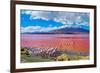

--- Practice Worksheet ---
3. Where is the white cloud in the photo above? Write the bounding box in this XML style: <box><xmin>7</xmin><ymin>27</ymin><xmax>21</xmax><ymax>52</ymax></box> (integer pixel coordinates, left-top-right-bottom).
<box><xmin>22</xmin><ymin>11</ymin><xmax>50</xmax><ymax>21</ymax></box>
<box><xmin>75</xmin><ymin>16</ymin><xmax>84</xmax><ymax>24</ymax></box>
<box><xmin>21</xmin><ymin>26</ymin><xmax>57</xmax><ymax>33</ymax></box>
<box><xmin>21</xmin><ymin>22</ymin><xmax>89</xmax><ymax>33</ymax></box>
<box><xmin>21</xmin><ymin>10</ymin><xmax>89</xmax><ymax>28</ymax></box>
<box><xmin>21</xmin><ymin>25</ymin><xmax>69</xmax><ymax>33</ymax></box>
<box><xmin>78</xmin><ymin>22</ymin><xmax>89</xmax><ymax>26</ymax></box>
<box><xmin>22</xmin><ymin>11</ymin><xmax>32</xmax><ymax>15</ymax></box>
<box><xmin>30</xmin><ymin>16</ymin><xmax>49</xmax><ymax>21</ymax></box>
<box><xmin>21</xmin><ymin>26</ymin><xmax>41</xmax><ymax>33</ymax></box>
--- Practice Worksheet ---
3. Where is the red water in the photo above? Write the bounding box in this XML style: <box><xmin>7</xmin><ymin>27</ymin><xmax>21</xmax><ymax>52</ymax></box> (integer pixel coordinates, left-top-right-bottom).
<box><xmin>21</xmin><ymin>34</ymin><xmax>89</xmax><ymax>53</ymax></box>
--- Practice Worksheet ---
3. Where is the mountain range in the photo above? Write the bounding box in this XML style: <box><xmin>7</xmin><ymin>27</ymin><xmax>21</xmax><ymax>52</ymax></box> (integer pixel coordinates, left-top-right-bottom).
<box><xmin>22</xmin><ymin>26</ymin><xmax>89</xmax><ymax>34</ymax></box>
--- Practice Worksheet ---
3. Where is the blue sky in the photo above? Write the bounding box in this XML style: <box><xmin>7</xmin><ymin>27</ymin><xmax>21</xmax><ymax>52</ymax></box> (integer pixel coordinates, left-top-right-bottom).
<box><xmin>20</xmin><ymin>10</ymin><xmax>90</xmax><ymax>33</ymax></box>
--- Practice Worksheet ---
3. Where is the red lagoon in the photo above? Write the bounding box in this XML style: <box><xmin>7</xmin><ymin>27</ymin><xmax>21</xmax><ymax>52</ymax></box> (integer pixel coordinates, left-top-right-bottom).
<box><xmin>21</xmin><ymin>34</ymin><xmax>89</xmax><ymax>53</ymax></box>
